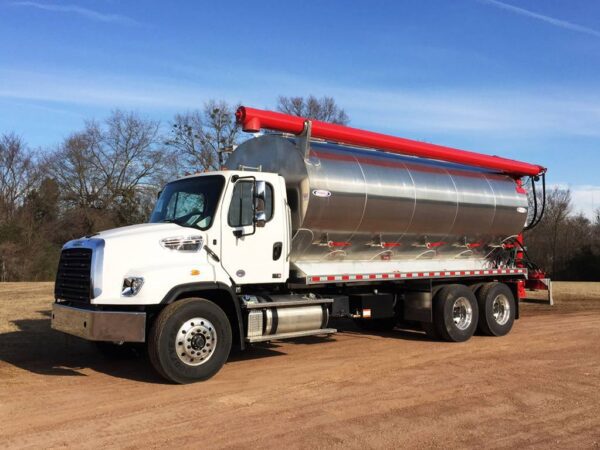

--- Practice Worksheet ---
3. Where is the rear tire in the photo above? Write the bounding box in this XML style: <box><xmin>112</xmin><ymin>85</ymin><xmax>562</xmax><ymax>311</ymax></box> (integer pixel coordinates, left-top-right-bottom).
<box><xmin>476</xmin><ymin>282</ymin><xmax>515</xmax><ymax>336</ymax></box>
<box><xmin>148</xmin><ymin>298</ymin><xmax>232</xmax><ymax>384</ymax></box>
<box><xmin>432</xmin><ymin>284</ymin><xmax>478</xmax><ymax>342</ymax></box>
<box><xmin>353</xmin><ymin>318</ymin><xmax>396</xmax><ymax>332</ymax></box>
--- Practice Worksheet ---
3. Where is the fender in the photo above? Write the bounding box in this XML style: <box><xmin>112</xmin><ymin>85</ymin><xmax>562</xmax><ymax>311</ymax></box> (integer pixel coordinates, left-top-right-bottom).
<box><xmin>160</xmin><ymin>282</ymin><xmax>245</xmax><ymax>350</ymax></box>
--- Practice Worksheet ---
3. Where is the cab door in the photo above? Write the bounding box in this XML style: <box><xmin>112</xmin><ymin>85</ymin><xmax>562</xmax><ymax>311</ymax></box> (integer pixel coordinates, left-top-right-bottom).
<box><xmin>220</xmin><ymin>174</ymin><xmax>288</xmax><ymax>284</ymax></box>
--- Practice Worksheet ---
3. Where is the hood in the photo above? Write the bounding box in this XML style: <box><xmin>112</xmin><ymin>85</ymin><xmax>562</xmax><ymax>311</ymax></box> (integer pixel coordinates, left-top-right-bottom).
<box><xmin>95</xmin><ymin>223</ymin><xmax>188</xmax><ymax>240</ymax></box>
<box><xmin>63</xmin><ymin>222</ymin><xmax>216</xmax><ymax>305</ymax></box>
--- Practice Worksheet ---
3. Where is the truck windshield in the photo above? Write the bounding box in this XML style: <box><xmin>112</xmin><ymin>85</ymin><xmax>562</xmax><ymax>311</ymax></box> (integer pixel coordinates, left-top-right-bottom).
<box><xmin>149</xmin><ymin>175</ymin><xmax>225</xmax><ymax>230</ymax></box>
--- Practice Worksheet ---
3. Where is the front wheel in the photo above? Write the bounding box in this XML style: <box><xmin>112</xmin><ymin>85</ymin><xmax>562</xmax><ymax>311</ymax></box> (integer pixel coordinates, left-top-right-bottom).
<box><xmin>148</xmin><ymin>298</ymin><xmax>232</xmax><ymax>384</ymax></box>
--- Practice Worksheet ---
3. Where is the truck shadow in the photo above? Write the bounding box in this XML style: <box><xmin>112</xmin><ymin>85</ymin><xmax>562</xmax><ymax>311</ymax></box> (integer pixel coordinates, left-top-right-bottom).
<box><xmin>331</xmin><ymin>319</ymin><xmax>432</xmax><ymax>342</ymax></box>
<box><xmin>0</xmin><ymin>313</ymin><xmax>430</xmax><ymax>384</ymax></box>
<box><xmin>0</xmin><ymin>312</ymin><xmax>284</xmax><ymax>384</ymax></box>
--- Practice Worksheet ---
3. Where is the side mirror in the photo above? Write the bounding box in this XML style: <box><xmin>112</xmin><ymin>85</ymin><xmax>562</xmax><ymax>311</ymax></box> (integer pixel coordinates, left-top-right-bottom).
<box><xmin>254</xmin><ymin>180</ymin><xmax>266</xmax><ymax>228</ymax></box>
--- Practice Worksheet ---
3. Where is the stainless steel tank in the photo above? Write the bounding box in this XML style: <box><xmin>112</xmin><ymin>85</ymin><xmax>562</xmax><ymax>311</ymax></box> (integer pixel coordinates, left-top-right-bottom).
<box><xmin>226</xmin><ymin>134</ymin><xmax>528</xmax><ymax>263</ymax></box>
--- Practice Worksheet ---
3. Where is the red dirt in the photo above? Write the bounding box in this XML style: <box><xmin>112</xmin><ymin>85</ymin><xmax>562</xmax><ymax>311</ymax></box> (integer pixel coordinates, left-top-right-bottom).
<box><xmin>1</xmin><ymin>282</ymin><xmax>599</xmax><ymax>448</ymax></box>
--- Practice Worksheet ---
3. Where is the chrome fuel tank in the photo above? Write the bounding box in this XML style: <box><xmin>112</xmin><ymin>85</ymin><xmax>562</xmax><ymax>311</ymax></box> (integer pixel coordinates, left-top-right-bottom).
<box><xmin>226</xmin><ymin>135</ymin><xmax>528</xmax><ymax>263</ymax></box>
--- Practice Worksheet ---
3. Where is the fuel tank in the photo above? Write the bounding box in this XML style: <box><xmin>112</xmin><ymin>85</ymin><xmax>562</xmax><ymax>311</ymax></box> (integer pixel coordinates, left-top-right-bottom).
<box><xmin>226</xmin><ymin>134</ymin><xmax>528</xmax><ymax>263</ymax></box>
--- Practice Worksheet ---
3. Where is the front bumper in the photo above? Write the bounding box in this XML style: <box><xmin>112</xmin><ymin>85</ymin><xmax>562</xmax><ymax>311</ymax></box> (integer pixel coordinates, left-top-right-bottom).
<box><xmin>51</xmin><ymin>303</ymin><xmax>146</xmax><ymax>342</ymax></box>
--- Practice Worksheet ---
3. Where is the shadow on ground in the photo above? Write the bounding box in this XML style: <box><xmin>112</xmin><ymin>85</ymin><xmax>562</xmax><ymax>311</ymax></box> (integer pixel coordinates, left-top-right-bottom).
<box><xmin>0</xmin><ymin>311</ymin><xmax>439</xmax><ymax>384</ymax></box>
<box><xmin>0</xmin><ymin>312</ymin><xmax>283</xmax><ymax>384</ymax></box>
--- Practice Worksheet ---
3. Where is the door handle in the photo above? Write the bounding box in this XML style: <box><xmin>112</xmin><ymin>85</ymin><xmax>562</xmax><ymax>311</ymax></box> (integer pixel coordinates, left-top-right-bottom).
<box><xmin>273</xmin><ymin>242</ymin><xmax>283</xmax><ymax>261</ymax></box>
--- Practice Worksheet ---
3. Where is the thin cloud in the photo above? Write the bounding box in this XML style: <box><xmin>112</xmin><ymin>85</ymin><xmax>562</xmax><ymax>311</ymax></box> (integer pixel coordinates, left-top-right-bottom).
<box><xmin>10</xmin><ymin>1</ymin><xmax>138</xmax><ymax>26</ymax></box>
<box><xmin>480</xmin><ymin>0</ymin><xmax>600</xmax><ymax>38</ymax></box>
<box><xmin>2</xmin><ymin>67</ymin><xmax>600</xmax><ymax>139</ymax></box>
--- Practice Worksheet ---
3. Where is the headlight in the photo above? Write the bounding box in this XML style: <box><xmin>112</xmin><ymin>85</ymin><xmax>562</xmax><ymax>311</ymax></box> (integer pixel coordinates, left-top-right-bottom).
<box><xmin>122</xmin><ymin>277</ymin><xmax>144</xmax><ymax>296</ymax></box>
<box><xmin>160</xmin><ymin>235</ymin><xmax>204</xmax><ymax>252</ymax></box>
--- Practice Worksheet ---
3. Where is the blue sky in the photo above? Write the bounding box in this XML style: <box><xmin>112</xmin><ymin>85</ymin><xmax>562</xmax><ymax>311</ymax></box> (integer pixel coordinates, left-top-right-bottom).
<box><xmin>1</xmin><ymin>0</ymin><xmax>600</xmax><ymax>216</ymax></box>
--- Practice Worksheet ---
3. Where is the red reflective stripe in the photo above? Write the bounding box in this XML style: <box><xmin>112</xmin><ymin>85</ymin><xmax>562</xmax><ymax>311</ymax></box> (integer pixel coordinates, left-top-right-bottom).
<box><xmin>309</xmin><ymin>267</ymin><xmax>527</xmax><ymax>283</ymax></box>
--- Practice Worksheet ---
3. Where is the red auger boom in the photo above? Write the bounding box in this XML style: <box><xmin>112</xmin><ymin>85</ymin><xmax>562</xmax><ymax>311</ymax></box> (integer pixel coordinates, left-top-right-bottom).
<box><xmin>236</xmin><ymin>106</ymin><xmax>545</xmax><ymax>177</ymax></box>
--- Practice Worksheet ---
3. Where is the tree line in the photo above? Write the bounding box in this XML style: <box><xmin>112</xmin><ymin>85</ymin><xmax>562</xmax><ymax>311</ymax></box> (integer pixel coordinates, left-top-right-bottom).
<box><xmin>524</xmin><ymin>189</ymin><xmax>600</xmax><ymax>281</ymax></box>
<box><xmin>0</xmin><ymin>96</ymin><xmax>349</xmax><ymax>281</ymax></box>
<box><xmin>1</xmin><ymin>95</ymin><xmax>597</xmax><ymax>282</ymax></box>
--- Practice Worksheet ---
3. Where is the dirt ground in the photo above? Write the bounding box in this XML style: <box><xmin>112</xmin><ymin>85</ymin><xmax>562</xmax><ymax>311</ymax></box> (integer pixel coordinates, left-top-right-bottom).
<box><xmin>1</xmin><ymin>282</ymin><xmax>599</xmax><ymax>449</ymax></box>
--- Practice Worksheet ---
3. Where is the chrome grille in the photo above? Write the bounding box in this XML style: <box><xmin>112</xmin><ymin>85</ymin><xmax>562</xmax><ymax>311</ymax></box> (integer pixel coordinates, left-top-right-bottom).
<box><xmin>55</xmin><ymin>248</ymin><xmax>93</xmax><ymax>303</ymax></box>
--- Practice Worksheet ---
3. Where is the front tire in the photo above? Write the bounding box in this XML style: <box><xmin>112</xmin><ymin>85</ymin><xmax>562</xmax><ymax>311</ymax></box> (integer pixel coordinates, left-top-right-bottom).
<box><xmin>148</xmin><ymin>298</ymin><xmax>232</xmax><ymax>384</ymax></box>
<box><xmin>432</xmin><ymin>284</ymin><xmax>479</xmax><ymax>342</ymax></box>
<box><xmin>476</xmin><ymin>282</ymin><xmax>515</xmax><ymax>336</ymax></box>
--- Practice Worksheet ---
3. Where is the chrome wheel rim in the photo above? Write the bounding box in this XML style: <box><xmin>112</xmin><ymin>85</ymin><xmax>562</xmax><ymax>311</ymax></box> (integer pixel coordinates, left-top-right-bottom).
<box><xmin>452</xmin><ymin>297</ymin><xmax>473</xmax><ymax>331</ymax></box>
<box><xmin>492</xmin><ymin>294</ymin><xmax>510</xmax><ymax>326</ymax></box>
<box><xmin>175</xmin><ymin>317</ymin><xmax>217</xmax><ymax>366</ymax></box>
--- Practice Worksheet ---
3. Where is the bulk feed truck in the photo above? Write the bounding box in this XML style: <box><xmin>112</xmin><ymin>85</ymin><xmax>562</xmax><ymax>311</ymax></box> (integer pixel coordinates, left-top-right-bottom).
<box><xmin>51</xmin><ymin>106</ymin><xmax>549</xmax><ymax>383</ymax></box>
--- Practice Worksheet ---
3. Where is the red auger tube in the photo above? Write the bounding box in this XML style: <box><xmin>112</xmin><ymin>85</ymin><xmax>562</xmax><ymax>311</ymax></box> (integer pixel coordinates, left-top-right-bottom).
<box><xmin>236</xmin><ymin>106</ymin><xmax>545</xmax><ymax>177</ymax></box>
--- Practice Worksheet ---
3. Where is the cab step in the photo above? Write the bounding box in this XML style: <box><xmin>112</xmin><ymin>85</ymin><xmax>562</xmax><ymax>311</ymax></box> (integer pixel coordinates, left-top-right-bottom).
<box><xmin>246</xmin><ymin>328</ymin><xmax>337</xmax><ymax>343</ymax></box>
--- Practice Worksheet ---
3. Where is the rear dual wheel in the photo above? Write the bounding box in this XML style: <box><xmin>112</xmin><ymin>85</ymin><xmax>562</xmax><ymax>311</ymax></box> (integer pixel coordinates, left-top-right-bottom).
<box><xmin>424</xmin><ymin>282</ymin><xmax>516</xmax><ymax>342</ymax></box>
<box><xmin>476</xmin><ymin>282</ymin><xmax>515</xmax><ymax>336</ymax></box>
<box><xmin>430</xmin><ymin>284</ymin><xmax>479</xmax><ymax>342</ymax></box>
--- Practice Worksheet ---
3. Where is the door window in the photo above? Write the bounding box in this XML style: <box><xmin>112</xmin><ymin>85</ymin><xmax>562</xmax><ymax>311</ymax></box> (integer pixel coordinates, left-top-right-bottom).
<box><xmin>228</xmin><ymin>181</ymin><xmax>273</xmax><ymax>227</ymax></box>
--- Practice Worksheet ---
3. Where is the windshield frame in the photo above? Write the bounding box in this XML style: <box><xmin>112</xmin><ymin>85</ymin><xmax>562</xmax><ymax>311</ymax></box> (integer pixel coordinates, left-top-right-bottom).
<box><xmin>149</xmin><ymin>174</ymin><xmax>226</xmax><ymax>231</ymax></box>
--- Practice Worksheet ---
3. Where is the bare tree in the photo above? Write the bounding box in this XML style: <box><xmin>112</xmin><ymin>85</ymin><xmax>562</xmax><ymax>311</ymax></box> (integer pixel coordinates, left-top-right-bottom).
<box><xmin>0</xmin><ymin>133</ymin><xmax>39</xmax><ymax>219</ymax></box>
<box><xmin>166</xmin><ymin>100</ymin><xmax>240</xmax><ymax>172</ymax></box>
<box><xmin>277</xmin><ymin>95</ymin><xmax>350</xmax><ymax>125</ymax></box>
<box><xmin>525</xmin><ymin>188</ymin><xmax>573</xmax><ymax>276</ymax></box>
<box><xmin>546</xmin><ymin>189</ymin><xmax>572</xmax><ymax>275</ymax></box>
<box><xmin>48</xmin><ymin>111</ymin><xmax>169</xmax><ymax>231</ymax></box>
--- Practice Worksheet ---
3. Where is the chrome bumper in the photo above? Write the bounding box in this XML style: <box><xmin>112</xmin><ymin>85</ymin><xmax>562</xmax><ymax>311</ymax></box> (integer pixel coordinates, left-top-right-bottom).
<box><xmin>51</xmin><ymin>303</ymin><xmax>146</xmax><ymax>342</ymax></box>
